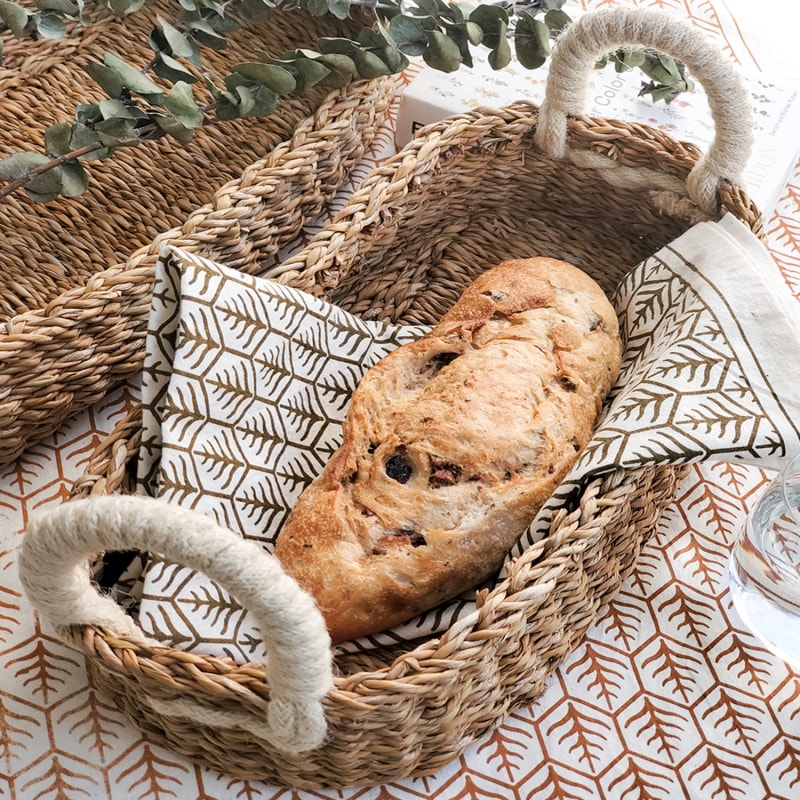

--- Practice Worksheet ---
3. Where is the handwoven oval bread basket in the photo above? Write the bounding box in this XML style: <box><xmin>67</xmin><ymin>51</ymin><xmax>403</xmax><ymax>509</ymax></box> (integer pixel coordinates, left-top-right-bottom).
<box><xmin>21</xmin><ymin>7</ymin><xmax>765</xmax><ymax>789</ymax></box>
<box><xmin>0</xmin><ymin>0</ymin><xmax>395</xmax><ymax>465</ymax></box>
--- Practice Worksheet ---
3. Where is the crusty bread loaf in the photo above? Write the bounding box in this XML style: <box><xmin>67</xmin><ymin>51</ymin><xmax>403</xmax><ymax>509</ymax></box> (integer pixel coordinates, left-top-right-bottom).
<box><xmin>274</xmin><ymin>257</ymin><xmax>622</xmax><ymax>643</ymax></box>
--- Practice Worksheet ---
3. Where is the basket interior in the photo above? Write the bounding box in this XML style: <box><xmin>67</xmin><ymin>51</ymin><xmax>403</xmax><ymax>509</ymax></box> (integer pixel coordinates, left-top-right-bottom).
<box><xmin>321</xmin><ymin>109</ymin><xmax>757</xmax><ymax>327</ymax></box>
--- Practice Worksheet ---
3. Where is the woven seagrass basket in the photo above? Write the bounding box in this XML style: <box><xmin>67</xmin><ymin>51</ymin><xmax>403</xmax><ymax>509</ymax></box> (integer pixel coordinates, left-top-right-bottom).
<box><xmin>21</xmin><ymin>8</ymin><xmax>765</xmax><ymax>790</ymax></box>
<box><xmin>0</xmin><ymin>0</ymin><xmax>395</xmax><ymax>465</ymax></box>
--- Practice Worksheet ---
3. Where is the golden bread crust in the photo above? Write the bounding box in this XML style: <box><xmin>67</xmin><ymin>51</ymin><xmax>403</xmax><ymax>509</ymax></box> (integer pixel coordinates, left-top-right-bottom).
<box><xmin>274</xmin><ymin>257</ymin><xmax>622</xmax><ymax>643</ymax></box>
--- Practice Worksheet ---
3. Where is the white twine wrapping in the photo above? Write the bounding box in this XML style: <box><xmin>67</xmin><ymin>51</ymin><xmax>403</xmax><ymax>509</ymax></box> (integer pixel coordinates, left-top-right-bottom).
<box><xmin>19</xmin><ymin>495</ymin><xmax>333</xmax><ymax>753</ymax></box>
<box><xmin>534</xmin><ymin>6</ymin><xmax>754</xmax><ymax>215</ymax></box>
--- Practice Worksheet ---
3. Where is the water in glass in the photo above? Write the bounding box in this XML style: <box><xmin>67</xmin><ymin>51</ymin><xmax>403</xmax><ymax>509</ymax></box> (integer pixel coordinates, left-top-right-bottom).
<box><xmin>729</xmin><ymin>454</ymin><xmax>800</xmax><ymax>669</ymax></box>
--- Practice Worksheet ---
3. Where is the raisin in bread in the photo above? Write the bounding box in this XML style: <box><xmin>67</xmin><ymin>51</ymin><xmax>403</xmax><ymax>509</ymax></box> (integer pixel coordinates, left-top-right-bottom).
<box><xmin>274</xmin><ymin>257</ymin><xmax>622</xmax><ymax>643</ymax></box>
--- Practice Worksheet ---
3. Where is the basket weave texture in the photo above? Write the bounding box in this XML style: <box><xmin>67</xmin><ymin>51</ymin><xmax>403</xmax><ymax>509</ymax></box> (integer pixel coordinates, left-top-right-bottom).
<box><xmin>0</xmin><ymin>0</ymin><xmax>394</xmax><ymax>465</ymax></box>
<box><xmin>40</xmin><ymin>7</ymin><xmax>765</xmax><ymax>790</ymax></box>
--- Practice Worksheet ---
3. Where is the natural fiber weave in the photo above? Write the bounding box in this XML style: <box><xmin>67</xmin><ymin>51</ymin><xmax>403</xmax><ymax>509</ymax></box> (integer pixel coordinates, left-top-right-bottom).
<box><xmin>0</xmin><ymin>0</ymin><xmax>394</xmax><ymax>465</ymax></box>
<box><xmin>31</xmin><ymin>7</ymin><xmax>765</xmax><ymax>789</ymax></box>
<box><xmin>70</xmin><ymin>420</ymin><xmax>690</xmax><ymax>786</ymax></box>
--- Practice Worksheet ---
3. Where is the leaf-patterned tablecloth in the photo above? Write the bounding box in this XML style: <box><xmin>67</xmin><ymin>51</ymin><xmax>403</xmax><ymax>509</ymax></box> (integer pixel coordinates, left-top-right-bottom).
<box><xmin>133</xmin><ymin>213</ymin><xmax>800</xmax><ymax>658</ymax></box>
<box><xmin>4</xmin><ymin>1</ymin><xmax>800</xmax><ymax>797</ymax></box>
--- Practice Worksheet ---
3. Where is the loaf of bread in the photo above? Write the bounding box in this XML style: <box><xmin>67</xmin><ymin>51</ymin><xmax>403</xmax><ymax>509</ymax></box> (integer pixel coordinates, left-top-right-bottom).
<box><xmin>274</xmin><ymin>257</ymin><xmax>622</xmax><ymax>643</ymax></box>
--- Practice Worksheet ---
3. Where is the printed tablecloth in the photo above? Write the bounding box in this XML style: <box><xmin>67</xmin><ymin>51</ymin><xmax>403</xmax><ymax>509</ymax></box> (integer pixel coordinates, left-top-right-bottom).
<box><xmin>2</xmin><ymin>1</ymin><xmax>800</xmax><ymax>798</ymax></box>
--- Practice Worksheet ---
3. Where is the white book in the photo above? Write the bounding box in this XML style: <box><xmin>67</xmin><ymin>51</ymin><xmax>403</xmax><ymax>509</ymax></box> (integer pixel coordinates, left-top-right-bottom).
<box><xmin>396</xmin><ymin>50</ymin><xmax>800</xmax><ymax>218</ymax></box>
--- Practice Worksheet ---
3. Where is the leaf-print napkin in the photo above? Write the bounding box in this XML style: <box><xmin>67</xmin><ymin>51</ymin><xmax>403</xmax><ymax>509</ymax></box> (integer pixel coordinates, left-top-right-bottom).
<box><xmin>135</xmin><ymin>214</ymin><xmax>800</xmax><ymax>659</ymax></box>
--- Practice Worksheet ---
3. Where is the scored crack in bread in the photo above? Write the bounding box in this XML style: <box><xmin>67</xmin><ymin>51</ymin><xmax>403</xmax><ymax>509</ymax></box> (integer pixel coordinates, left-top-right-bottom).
<box><xmin>274</xmin><ymin>257</ymin><xmax>623</xmax><ymax>644</ymax></box>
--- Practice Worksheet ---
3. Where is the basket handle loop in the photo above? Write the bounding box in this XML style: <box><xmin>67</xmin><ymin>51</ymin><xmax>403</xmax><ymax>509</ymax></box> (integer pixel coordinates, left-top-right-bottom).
<box><xmin>534</xmin><ymin>7</ymin><xmax>753</xmax><ymax>214</ymax></box>
<box><xmin>19</xmin><ymin>496</ymin><xmax>333</xmax><ymax>753</ymax></box>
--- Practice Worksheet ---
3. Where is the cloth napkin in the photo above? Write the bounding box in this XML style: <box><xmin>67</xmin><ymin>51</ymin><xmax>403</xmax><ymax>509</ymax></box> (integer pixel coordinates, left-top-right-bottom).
<box><xmin>134</xmin><ymin>214</ymin><xmax>800</xmax><ymax>660</ymax></box>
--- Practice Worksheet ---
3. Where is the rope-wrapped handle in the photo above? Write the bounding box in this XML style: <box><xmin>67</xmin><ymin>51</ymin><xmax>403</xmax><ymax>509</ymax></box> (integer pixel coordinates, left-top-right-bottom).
<box><xmin>535</xmin><ymin>7</ymin><xmax>753</xmax><ymax>214</ymax></box>
<box><xmin>19</xmin><ymin>495</ymin><xmax>333</xmax><ymax>753</ymax></box>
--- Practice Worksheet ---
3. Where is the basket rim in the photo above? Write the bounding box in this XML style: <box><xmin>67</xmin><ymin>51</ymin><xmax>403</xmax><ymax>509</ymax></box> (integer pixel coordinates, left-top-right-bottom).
<box><xmin>266</xmin><ymin>100</ymin><xmax>764</xmax><ymax>296</ymax></box>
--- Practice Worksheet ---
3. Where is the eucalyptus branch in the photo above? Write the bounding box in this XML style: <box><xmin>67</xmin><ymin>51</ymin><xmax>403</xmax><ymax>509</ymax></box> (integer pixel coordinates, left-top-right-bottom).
<box><xmin>0</xmin><ymin>0</ymin><xmax>694</xmax><ymax>202</ymax></box>
<box><xmin>0</xmin><ymin>142</ymin><xmax>103</xmax><ymax>200</ymax></box>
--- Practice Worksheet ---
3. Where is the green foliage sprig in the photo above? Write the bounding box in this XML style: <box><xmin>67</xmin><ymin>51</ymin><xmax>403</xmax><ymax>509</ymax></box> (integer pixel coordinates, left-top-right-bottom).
<box><xmin>0</xmin><ymin>0</ymin><xmax>693</xmax><ymax>202</ymax></box>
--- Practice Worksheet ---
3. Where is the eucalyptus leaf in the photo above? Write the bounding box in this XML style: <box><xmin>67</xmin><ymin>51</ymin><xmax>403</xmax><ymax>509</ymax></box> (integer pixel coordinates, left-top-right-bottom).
<box><xmin>103</xmin><ymin>53</ymin><xmax>164</xmax><ymax>96</ymax></box>
<box><xmin>24</xmin><ymin>164</ymin><xmax>63</xmax><ymax>197</ymax></box>
<box><xmin>35</xmin><ymin>0</ymin><xmax>78</xmax><ymax>13</ymax></box>
<box><xmin>285</xmin><ymin>56</ymin><xmax>330</xmax><ymax>94</ymax></box>
<box><xmin>648</xmin><ymin>53</ymin><xmax>684</xmax><ymax>82</ymax></box>
<box><xmin>639</xmin><ymin>81</ymin><xmax>682</xmax><ymax>104</ymax></box>
<box><xmin>152</xmin><ymin>112</ymin><xmax>195</xmax><ymax>143</ymax></box>
<box><xmin>188</xmin><ymin>19</ymin><xmax>227</xmax><ymax>50</ymax></box>
<box><xmin>69</xmin><ymin>123</ymin><xmax>105</xmax><ymax>156</ymax></box>
<box><xmin>354</xmin><ymin>49</ymin><xmax>392</xmax><ymax>78</ymax></box>
<box><xmin>233</xmin><ymin>63</ymin><xmax>296</xmax><ymax>94</ymax></box>
<box><xmin>389</xmin><ymin>14</ymin><xmax>437</xmax><ymax>56</ymax></box>
<box><xmin>643</xmin><ymin>61</ymin><xmax>678</xmax><ymax>84</ymax></box>
<box><xmin>84</xmin><ymin>63</ymin><xmax>125</xmax><ymax>97</ymax></box>
<box><xmin>0</xmin><ymin>0</ymin><xmax>31</xmax><ymax>38</ymax></box>
<box><xmin>514</xmin><ymin>12</ymin><xmax>548</xmax><ymax>70</ymax></box>
<box><xmin>313</xmin><ymin>53</ymin><xmax>358</xmax><ymax>88</ymax></box>
<box><xmin>317</xmin><ymin>37</ymin><xmax>358</xmax><ymax>57</ymax></box>
<box><xmin>157</xmin><ymin>16</ymin><xmax>195</xmax><ymax>59</ymax></box>
<box><xmin>152</xmin><ymin>52</ymin><xmax>198</xmax><ymax>84</ymax></box>
<box><xmin>304</xmin><ymin>0</ymin><xmax>328</xmax><ymax>15</ymax></box>
<box><xmin>378</xmin><ymin>42</ymin><xmax>408</xmax><ymax>73</ymax></box>
<box><xmin>94</xmin><ymin>117</ymin><xmax>141</xmax><ymax>147</ymax></box>
<box><xmin>164</xmin><ymin>81</ymin><xmax>205</xmax><ymax>128</ymax></box>
<box><xmin>236</xmin><ymin>0</ymin><xmax>271</xmax><ymax>23</ymax></box>
<box><xmin>414</xmin><ymin>0</ymin><xmax>442</xmax><ymax>16</ymax></box>
<box><xmin>487</xmin><ymin>20</ymin><xmax>510</xmax><ymax>70</ymax></box>
<box><xmin>423</xmin><ymin>30</ymin><xmax>462</xmax><ymax>73</ymax></box>
<box><xmin>464</xmin><ymin>20</ymin><xmax>483</xmax><ymax>46</ymax></box>
<box><xmin>202</xmin><ymin>73</ymin><xmax>226</xmax><ymax>101</ymax></box>
<box><xmin>215</xmin><ymin>96</ymin><xmax>239</xmax><ymax>121</ymax></box>
<box><xmin>326</xmin><ymin>0</ymin><xmax>352</xmax><ymax>18</ymax></box>
<box><xmin>99</xmin><ymin>98</ymin><xmax>146</xmax><ymax>120</ymax></box>
<box><xmin>468</xmin><ymin>3</ymin><xmax>508</xmax><ymax>37</ymax></box>
<box><xmin>234</xmin><ymin>84</ymin><xmax>278</xmax><ymax>117</ymax></box>
<box><xmin>389</xmin><ymin>14</ymin><xmax>436</xmax><ymax>43</ymax></box>
<box><xmin>439</xmin><ymin>18</ymin><xmax>479</xmax><ymax>52</ymax></box>
<box><xmin>612</xmin><ymin>47</ymin><xmax>646</xmax><ymax>72</ymax></box>
<box><xmin>58</xmin><ymin>161</ymin><xmax>89</xmax><ymax>198</ymax></box>
<box><xmin>357</xmin><ymin>28</ymin><xmax>392</xmax><ymax>50</ymax></box>
<box><xmin>223</xmin><ymin>71</ymin><xmax>250</xmax><ymax>92</ymax></box>
<box><xmin>543</xmin><ymin>8</ymin><xmax>571</xmax><ymax>37</ymax></box>
<box><xmin>75</xmin><ymin>104</ymin><xmax>102</xmax><ymax>126</ymax></box>
<box><xmin>372</xmin><ymin>0</ymin><xmax>402</xmax><ymax>21</ymax></box>
<box><xmin>437</xmin><ymin>0</ymin><xmax>463</xmax><ymax>24</ymax></box>
<box><xmin>107</xmin><ymin>0</ymin><xmax>147</xmax><ymax>13</ymax></box>
<box><xmin>0</xmin><ymin>151</ymin><xmax>51</xmax><ymax>180</ymax></box>
<box><xmin>44</xmin><ymin>122</ymin><xmax>73</xmax><ymax>157</ymax></box>
<box><xmin>202</xmin><ymin>9</ymin><xmax>237</xmax><ymax>34</ymax></box>
<box><xmin>24</xmin><ymin>187</ymin><xmax>61</xmax><ymax>203</ymax></box>
<box><xmin>532</xmin><ymin>16</ymin><xmax>551</xmax><ymax>54</ymax></box>
<box><xmin>316</xmin><ymin>52</ymin><xmax>358</xmax><ymax>77</ymax></box>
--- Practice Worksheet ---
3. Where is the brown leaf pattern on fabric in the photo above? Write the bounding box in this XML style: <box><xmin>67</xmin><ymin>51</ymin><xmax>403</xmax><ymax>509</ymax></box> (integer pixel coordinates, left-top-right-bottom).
<box><xmin>2</xmin><ymin>1</ymin><xmax>800</xmax><ymax>796</ymax></box>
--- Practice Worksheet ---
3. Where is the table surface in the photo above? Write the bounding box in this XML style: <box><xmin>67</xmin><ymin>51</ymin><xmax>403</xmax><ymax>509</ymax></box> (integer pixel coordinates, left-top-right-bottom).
<box><xmin>2</xmin><ymin>1</ymin><xmax>800</xmax><ymax>798</ymax></box>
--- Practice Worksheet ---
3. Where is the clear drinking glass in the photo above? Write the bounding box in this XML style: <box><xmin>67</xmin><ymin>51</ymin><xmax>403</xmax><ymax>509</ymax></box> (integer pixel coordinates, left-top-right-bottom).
<box><xmin>729</xmin><ymin>454</ymin><xmax>800</xmax><ymax>669</ymax></box>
